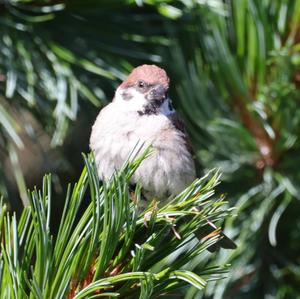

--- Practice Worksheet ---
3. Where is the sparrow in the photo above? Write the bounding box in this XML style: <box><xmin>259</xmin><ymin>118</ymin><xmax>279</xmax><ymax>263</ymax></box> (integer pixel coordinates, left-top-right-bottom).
<box><xmin>90</xmin><ymin>64</ymin><xmax>236</xmax><ymax>251</ymax></box>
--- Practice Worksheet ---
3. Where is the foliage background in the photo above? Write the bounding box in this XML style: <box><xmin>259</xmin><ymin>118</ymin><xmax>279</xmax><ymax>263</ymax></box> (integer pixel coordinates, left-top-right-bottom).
<box><xmin>0</xmin><ymin>0</ymin><xmax>299</xmax><ymax>298</ymax></box>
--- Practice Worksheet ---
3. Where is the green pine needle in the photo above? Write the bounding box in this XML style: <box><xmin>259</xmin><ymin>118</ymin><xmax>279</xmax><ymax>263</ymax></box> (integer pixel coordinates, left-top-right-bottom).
<box><xmin>0</xmin><ymin>152</ymin><xmax>235</xmax><ymax>298</ymax></box>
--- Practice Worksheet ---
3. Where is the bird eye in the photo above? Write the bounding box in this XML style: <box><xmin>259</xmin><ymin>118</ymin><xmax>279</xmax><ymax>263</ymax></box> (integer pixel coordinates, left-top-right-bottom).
<box><xmin>138</xmin><ymin>80</ymin><xmax>146</xmax><ymax>88</ymax></box>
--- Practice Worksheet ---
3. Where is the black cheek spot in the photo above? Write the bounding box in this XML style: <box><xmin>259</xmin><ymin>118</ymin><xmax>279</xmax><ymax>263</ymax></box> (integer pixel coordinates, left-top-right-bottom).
<box><xmin>122</xmin><ymin>91</ymin><xmax>133</xmax><ymax>101</ymax></box>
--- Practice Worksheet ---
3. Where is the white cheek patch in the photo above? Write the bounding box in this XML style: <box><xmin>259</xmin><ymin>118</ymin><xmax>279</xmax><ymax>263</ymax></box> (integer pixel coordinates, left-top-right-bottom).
<box><xmin>159</xmin><ymin>98</ymin><xmax>175</xmax><ymax>116</ymax></box>
<box><xmin>114</xmin><ymin>88</ymin><xmax>176</xmax><ymax>116</ymax></box>
<box><xmin>114</xmin><ymin>87</ymin><xmax>147</xmax><ymax>112</ymax></box>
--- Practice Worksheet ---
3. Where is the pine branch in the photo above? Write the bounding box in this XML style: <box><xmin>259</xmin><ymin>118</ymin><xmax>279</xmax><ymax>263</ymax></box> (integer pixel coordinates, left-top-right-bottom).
<box><xmin>0</xmin><ymin>153</ymin><xmax>235</xmax><ymax>298</ymax></box>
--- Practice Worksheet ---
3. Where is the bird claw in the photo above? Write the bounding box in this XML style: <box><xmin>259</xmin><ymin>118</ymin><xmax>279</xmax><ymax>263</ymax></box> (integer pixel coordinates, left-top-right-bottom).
<box><xmin>143</xmin><ymin>211</ymin><xmax>152</xmax><ymax>227</ymax></box>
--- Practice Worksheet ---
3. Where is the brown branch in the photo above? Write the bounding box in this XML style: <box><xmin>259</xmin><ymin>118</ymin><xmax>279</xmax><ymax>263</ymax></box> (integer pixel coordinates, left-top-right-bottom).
<box><xmin>234</xmin><ymin>97</ymin><xmax>278</xmax><ymax>170</ymax></box>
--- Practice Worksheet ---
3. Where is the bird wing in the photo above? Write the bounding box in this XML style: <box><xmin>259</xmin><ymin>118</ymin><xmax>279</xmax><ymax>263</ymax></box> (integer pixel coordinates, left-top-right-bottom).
<box><xmin>169</xmin><ymin>113</ymin><xmax>237</xmax><ymax>252</ymax></box>
<box><xmin>168</xmin><ymin>112</ymin><xmax>194</xmax><ymax>155</ymax></box>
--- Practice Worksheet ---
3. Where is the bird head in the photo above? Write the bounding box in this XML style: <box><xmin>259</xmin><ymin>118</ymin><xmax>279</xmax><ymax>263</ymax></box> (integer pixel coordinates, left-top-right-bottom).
<box><xmin>114</xmin><ymin>64</ymin><xmax>174</xmax><ymax>116</ymax></box>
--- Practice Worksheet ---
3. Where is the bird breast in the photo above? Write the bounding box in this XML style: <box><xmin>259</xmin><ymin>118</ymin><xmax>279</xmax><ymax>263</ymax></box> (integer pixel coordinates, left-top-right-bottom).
<box><xmin>90</xmin><ymin>103</ymin><xmax>196</xmax><ymax>200</ymax></box>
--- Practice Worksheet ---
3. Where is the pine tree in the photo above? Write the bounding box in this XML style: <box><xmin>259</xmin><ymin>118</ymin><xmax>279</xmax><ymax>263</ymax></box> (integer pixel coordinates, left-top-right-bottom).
<box><xmin>0</xmin><ymin>0</ymin><xmax>299</xmax><ymax>298</ymax></box>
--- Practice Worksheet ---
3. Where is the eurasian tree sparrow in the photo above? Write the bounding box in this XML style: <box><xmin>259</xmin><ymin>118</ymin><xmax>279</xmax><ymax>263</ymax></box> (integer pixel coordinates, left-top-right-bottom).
<box><xmin>90</xmin><ymin>64</ymin><xmax>236</xmax><ymax>250</ymax></box>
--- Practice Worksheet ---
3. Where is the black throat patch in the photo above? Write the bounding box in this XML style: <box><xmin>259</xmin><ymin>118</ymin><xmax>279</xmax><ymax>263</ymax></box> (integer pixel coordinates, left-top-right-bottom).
<box><xmin>137</xmin><ymin>99</ymin><xmax>163</xmax><ymax>116</ymax></box>
<box><xmin>137</xmin><ymin>102</ymin><xmax>160</xmax><ymax>116</ymax></box>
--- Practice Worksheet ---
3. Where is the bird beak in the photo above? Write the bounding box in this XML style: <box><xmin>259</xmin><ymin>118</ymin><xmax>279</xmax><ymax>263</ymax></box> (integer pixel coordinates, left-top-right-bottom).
<box><xmin>148</xmin><ymin>85</ymin><xmax>168</xmax><ymax>104</ymax></box>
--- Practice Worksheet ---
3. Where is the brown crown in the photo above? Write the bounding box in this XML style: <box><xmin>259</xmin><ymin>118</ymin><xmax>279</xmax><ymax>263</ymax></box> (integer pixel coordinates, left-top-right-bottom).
<box><xmin>119</xmin><ymin>64</ymin><xmax>170</xmax><ymax>89</ymax></box>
